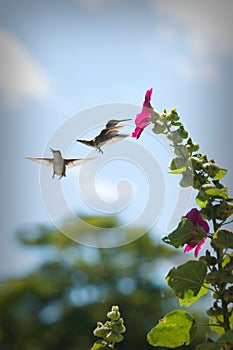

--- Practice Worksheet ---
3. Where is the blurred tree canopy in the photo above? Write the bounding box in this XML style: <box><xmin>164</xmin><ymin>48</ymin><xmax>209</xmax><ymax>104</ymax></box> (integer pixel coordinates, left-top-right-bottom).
<box><xmin>0</xmin><ymin>216</ymin><xmax>206</xmax><ymax>349</ymax></box>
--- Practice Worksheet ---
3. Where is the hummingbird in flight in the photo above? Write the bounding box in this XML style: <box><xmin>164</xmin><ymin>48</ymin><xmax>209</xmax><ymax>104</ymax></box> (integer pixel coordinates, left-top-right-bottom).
<box><xmin>25</xmin><ymin>148</ymin><xmax>95</xmax><ymax>179</ymax></box>
<box><xmin>76</xmin><ymin>118</ymin><xmax>131</xmax><ymax>153</ymax></box>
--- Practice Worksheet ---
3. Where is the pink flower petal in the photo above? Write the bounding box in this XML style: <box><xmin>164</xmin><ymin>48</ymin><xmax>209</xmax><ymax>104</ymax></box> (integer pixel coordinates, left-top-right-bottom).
<box><xmin>132</xmin><ymin>127</ymin><xmax>143</xmax><ymax>139</ymax></box>
<box><xmin>194</xmin><ymin>237</ymin><xmax>206</xmax><ymax>257</ymax></box>
<box><xmin>185</xmin><ymin>208</ymin><xmax>209</xmax><ymax>233</ymax></box>
<box><xmin>132</xmin><ymin>88</ymin><xmax>153</xmax><ymax>139</ymax></box>
<box><xmin>184</xmin><ymin>244</ymin><xmax>195</xmax><ymax>253</ymax></box>
<box><xmin>183</xmin><ymin>208</ymin><xmax>209</xmax><ymax>257</ymax></box>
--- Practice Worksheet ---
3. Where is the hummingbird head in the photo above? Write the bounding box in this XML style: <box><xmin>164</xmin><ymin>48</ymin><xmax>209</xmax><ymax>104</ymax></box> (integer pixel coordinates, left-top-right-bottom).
<box><xmin>49</xmin><ymin>148</ymin><xmax>61</xmax><ymax>156</ymax></box>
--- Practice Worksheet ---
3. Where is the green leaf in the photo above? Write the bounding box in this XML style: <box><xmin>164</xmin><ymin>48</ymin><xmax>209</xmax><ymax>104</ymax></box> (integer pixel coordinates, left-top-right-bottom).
<box><xmin>212</xmin><ymin>168</ymin><xmax>227</xmax><ymax>181</ymax></box>
<box><xmin>205</xmin><ymin>188</ymin><xmax>229</xmax><ymax>199</ymax></box>
<box><xmin>169</xmin><ymin>167</ymin><xmax>187</xmax><ymax>174</ymax></box>
<box><xmin>196</xmin><ymin>192</ymin><xmax>209</xmax><ymax>209</ymax></box>
<box><xmin>166</xmin><ymin>261</ymin><xmax>207</xmax><ymax>301</ymax></box>
<box><xmin>171</xmin><ymin>121</ymin><xmax>182</xmax><ymax>126</ymax></box>
<box><xmin>179</xmin><ymin>283</ymin><xmax>209</xmax><ymax>307</ymax></box>
<box><xmin>90</xmin><ymin>340</ymin><xmax>115</xmax><ymax>350</ymax></box>
<box><xmin>162</xmin><ymin>218</ymin><xmax>195</xmax><ymax>248</ymax></box>
<box><xmin>147</xmin><ymin>310</ymin><xmax>196</xmax><ymax>348</ymax></box>
<box><xmin>209</xmin><ymin>308</ymin><xmax>233</xmax><ymax>335</ymax></box>
<box><xmin>210</xmin><ymin>309</ymin><xmax>233</xmax><ymax>336</ymax></box>
<box><xmin>212</xmin><ymin>229</ymin><xmax>233</xmax><ymax>249</ymax></box>
<box><xmin>222</xmin><ymin>252</ymin><xmax>233</xmax><ymax>267</ymax></box>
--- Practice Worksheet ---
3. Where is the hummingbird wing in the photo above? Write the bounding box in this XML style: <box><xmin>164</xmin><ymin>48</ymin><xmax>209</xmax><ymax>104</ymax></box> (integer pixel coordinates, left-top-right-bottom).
<box><xmin>94</xmin><ymin>129</ymin><xmax>119</xmax><ymax>146</ymax></box>
<box><xmin>105</xmin><ymin>118</ymin><xmax>131</xmax><ymax>129</ymax></box>
<box><xmin>25</xmin><ymin>157</ymin><xmax>53</xmax><ymax>166</ymax></box>
<box><xmin>76</xmin><ymin>139</ymin><xmax>95</xmax><ymax>147</ymax></box>
<box><xmin>65</xmin><ymin>158</ymin><xmax>96</xmax><ymax>167</ymax></box>
<box><xmin>96</xmin><ymin>132</ymin><xmax>131</xmax><ymax>146</ymax></box>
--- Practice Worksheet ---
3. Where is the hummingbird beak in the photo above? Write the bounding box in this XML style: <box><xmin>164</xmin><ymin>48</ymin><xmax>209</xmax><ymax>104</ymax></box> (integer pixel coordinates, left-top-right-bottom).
<box><xmin>49</xmin><ymin>147</ymin><xmax>55</xmax><ymax>153</ymax></box>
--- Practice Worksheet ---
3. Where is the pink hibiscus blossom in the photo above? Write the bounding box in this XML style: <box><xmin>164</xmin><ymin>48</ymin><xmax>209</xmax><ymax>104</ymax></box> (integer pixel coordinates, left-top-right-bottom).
<box><xmin>183</xmin><ymin>208</ymin><xmax>209</xmax><ymax>257</ymax></box>
<box><xmin>132</xmin><ymin>88</ymin><xmax>153</xmax><ymax>139</ymax></box>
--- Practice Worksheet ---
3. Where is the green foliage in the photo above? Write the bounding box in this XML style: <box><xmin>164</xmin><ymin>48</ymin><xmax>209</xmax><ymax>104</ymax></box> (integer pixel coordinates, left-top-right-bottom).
<box><xmin>147</xmin><ymin>310</ymin><xmax>196</xmax><ymax>348</ymax></box>
<box><xmin>209</xmin><ymin>308</ymin><xmax>233</xmax><ymax>336</ymax></box>
<box><xmin>162</xmin><ymin>218</ymin><xmax>194</xmax><ymax>248</ymax></box>
<box><xmin>212</xmin><ymin>229</ymin><xmax>233</xmax><ymax>250</ymax></box>
<box><xmin>149</xmin><ymin>106</ymin><xmax>233</xmax><ymax>348</ymax></box>
<box><xmin>166</xmin><ymin>261</ymin><xmax>207</xmax><ymax>304</ymax></box>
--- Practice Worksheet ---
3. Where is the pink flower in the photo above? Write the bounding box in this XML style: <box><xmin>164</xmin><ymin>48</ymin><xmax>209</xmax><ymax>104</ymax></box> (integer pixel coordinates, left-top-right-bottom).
<box><xmin>183</xmin><ymin>208</ymin><xmax>209</xmax><ymax>257</ymax></box>
<box><xmin>132</xmin><ymin>88</ymin><xmax>153</xmax><ymax>139</ymax></box>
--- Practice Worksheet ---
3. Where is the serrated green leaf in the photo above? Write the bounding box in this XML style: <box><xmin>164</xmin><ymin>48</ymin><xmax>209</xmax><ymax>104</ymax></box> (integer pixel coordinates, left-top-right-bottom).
<box><xmin>212</xmin><ymin>229</ymin><xmax>233</xmax><ymax>249</ymax></box>
<box><xmin>162</xmin><ymin>219</ymin><xmax>195</xmax><ymax>249</ymax></box>
<box><xmin>205</xmin><ymin>188</ymin><xmax>228</xmax><ymax>199</ymax></box>
<box><xmin>212</xmin><ymin>168</ymin><xmax>227</xmax><ymax>181</ymax></box>
<box><xmin>147</xmin><ymin>310</ymin><xmax>196</xmax><ymax>348</ymax></box>
<box><xmin>166</xmin><ymin>261</ymin><xmax>207</xmax><ymax>300</ymax></box>
<box><xmin>169</xmin><ymin>167</ymin><xmax>187</xmax><ymax>174</ymax></box>
<box><xmin>179</xmin><ymin>283</ymin><xmax>210</xmax><ymax>307</ymax></box>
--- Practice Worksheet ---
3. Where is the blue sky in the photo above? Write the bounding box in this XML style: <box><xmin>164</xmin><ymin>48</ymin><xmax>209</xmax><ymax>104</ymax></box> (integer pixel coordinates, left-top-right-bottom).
<box><xmin>1</xmin><ymin>0</ymin><xmax>233</xmax><ymax>278</ymax></box>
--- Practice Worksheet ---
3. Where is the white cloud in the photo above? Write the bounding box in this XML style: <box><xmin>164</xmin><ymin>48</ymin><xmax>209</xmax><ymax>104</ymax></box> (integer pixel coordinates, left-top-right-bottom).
<box><xmin>152</xmin><ymin>0</ymin><xmax>233</xmax><ymax>81</ymax></box>
<box><xmin>153</xmin><ymin>0</ymin><xmax>233</xmax><ymax>57</ymax></box>
<box><xmin>171</xmin><ymin>55</ymin><xmax>218</xmax><ymax>81</ymax></box>
<box><xmin>0</xmin><ymin>29</ymin><xmax>52</xmax><ymax>106</ymax></box>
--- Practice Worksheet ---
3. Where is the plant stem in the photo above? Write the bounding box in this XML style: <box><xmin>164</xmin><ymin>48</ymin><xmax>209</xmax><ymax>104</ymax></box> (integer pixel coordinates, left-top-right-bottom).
<box><xmin>212</xmin><ymin>217</ymin><xmax>230</xmax><ymax>332</ymax></box>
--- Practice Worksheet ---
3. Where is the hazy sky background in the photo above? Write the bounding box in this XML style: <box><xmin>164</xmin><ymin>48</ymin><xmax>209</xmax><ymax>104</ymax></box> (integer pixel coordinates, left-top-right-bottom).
<box><xmin>1</xmin><ymin>0</ymin><xmax>233</xmax><ymax>278</ymax></box>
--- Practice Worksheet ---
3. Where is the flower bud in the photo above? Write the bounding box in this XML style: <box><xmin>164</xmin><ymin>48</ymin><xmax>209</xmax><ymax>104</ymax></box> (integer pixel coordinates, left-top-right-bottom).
<box><xmin>174</xmin><ymin>145</ymin><xmax>189</xmax><ymax>158</ymax></box>
<box><xmin>199</xmin><ymin>255</ymin><xmax>217</xmax><ymax>266</ymax></box>
<box><xmin>166</xmin><ymin>108</ymin><xmax>180</xmax><ymax>122</ymax></box>
<box><xmin>169</xmin><ymin>157</ymin><xmax>187</xmax><ymax>171</ymax></box>
<box><xmin>186</xmin><ymin>138</ymin><xmax>200</xmax><ymax>153</ymax></box>
<box><xmin>112</xmin><ymin>319</ymin><xmax>126</xmax><ymax>333</ymax></box>
<box><xmin>106</xmin><ymin>331</ymin><xmax>123</xmax><ymax>343</ymax></box>
<box><xmin>202</xmin><ymin>163</ymin><xmax>221</xmax><ymax>178</ymax></box>
<box><xmin>150</xmin><ymin>110</ymin><xmax>161</xmax><ymax>122</ymax></box>
<box><xmin>193</xmin><ymin>175</ymin><xmax>208</xmax><ymax>190</ymax></box>
<box><xmin>190</xmin><ymin>156</ymin><xmax>204</xmax><ymax>171</ymax></box>
<box><xmin>206</xmin><ymin>271</ymin><xmax>221</xmax><ymax>284</ymax></box>
<box><xmin>107</xmin><ymin>306</ymin><xmax>121</xmax><ymax>321</ymax></box>
<box><xmin>167</xmin><ymin>132</ymin><xmax>173</xmax><ymax>141</ymax></box>
<box><xmin>212</xmin><ymin>291</ymin><xmax>221</xmax><ymax>300</ymax></box>
<box><xmin>179</xmin><ymin>169</ymin><xmax>193</xmax><ymax>187</ymax></box>
<box><xmin>172</xmin><ymin>130</ymin><xmax>183</xmax><ymax>144</ymax></box>
<box><xmin>207</xmin><ymin>306</ymin><xmax>223</xmax><ymax>317</ymax></box>
<box><xmin>93</xmin><ymin>323</ymin><xmax>109</xmax><ymax>338</ymax></box>
<box><xmin>178</xmin><ymin>126</ymin><xmax>188</xmax><ymax>139</ymax></box>
<box><xmin>152</xmin><ymin>120</ymin><xmax>166</xmax><ymax>134</ymax></box>
<box><xmin>223</xmin><ymin>287</ymin><xmax>233</xmax><ymax>304</ymax></box>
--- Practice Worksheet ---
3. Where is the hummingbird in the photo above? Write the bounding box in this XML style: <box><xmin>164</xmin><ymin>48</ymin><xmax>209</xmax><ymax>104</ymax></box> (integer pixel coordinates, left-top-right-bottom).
<box><xmin>76</xmin><ymin>118</ymin><xmax>131</xmax><ymax>153</ymax></box>
<box><xmin>25</xmin><ymin>148</ymin><xmax>95</xmax><ymax>179</ymax></box>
